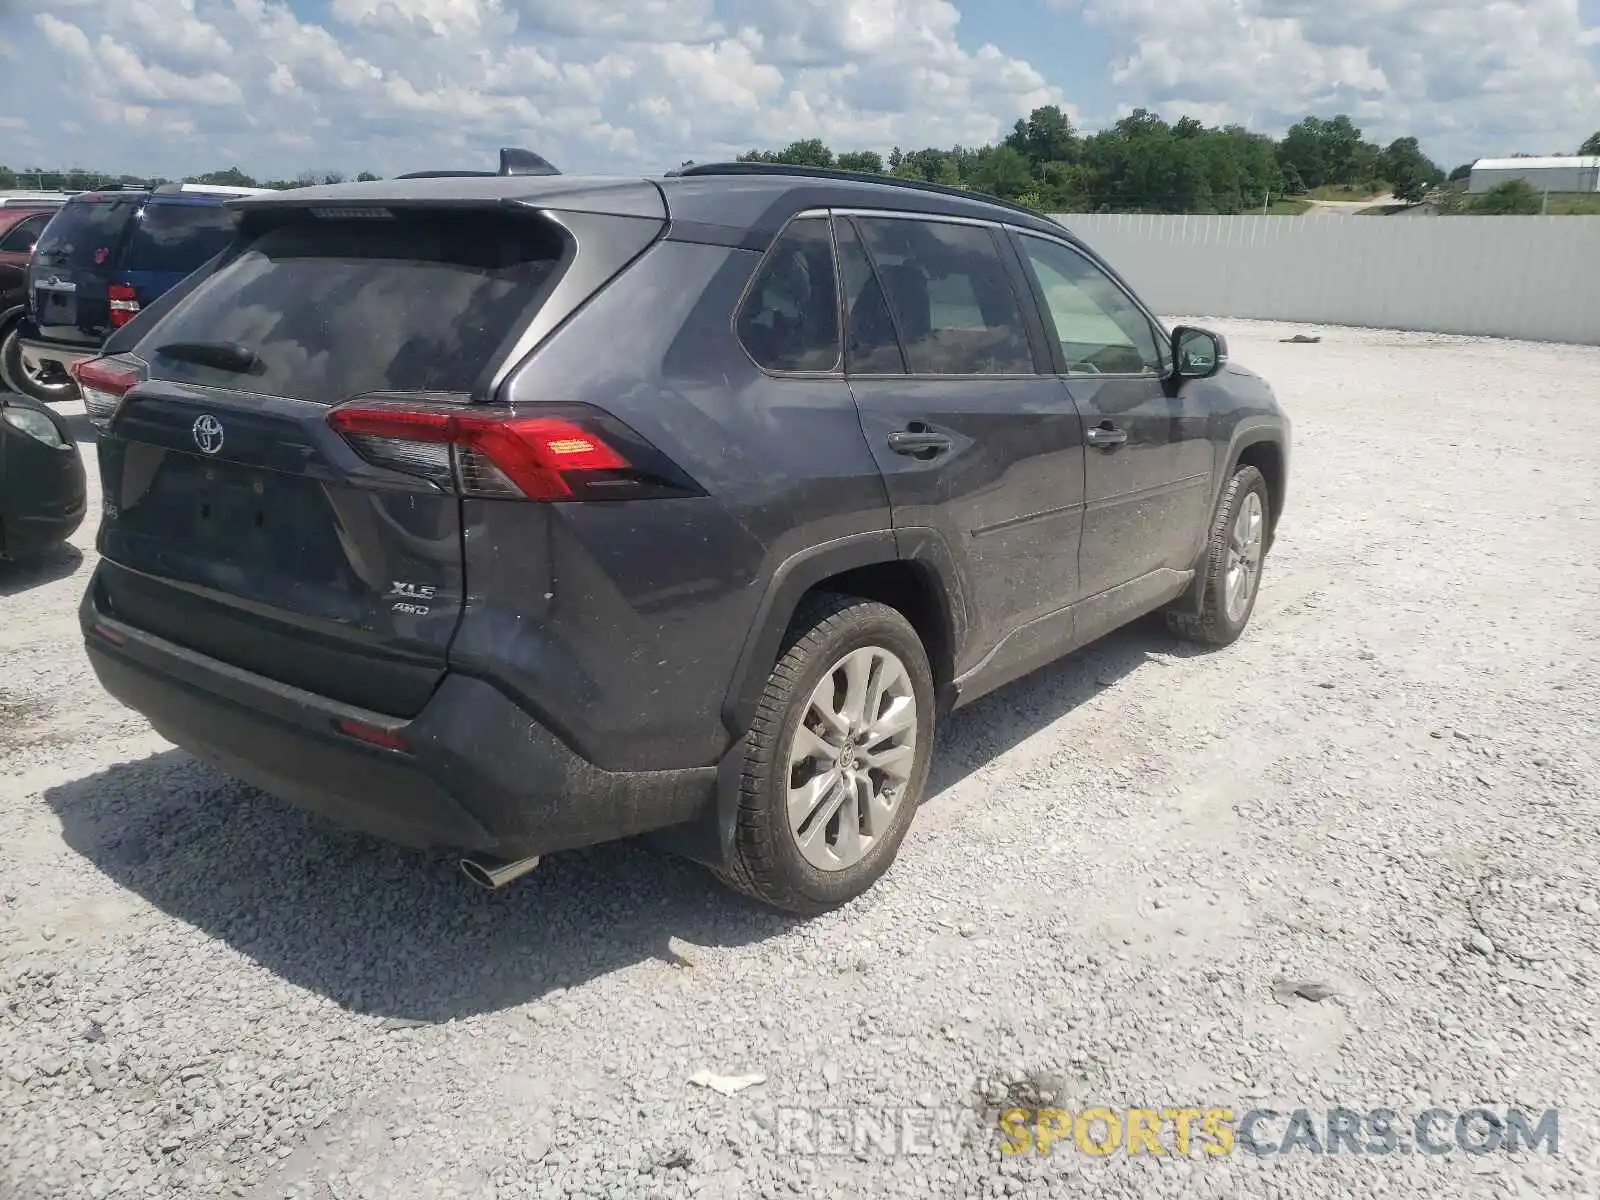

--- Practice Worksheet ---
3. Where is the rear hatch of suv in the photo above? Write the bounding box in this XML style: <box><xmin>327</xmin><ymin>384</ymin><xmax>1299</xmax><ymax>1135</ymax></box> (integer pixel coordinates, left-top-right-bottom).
<box><xmin>88</xmin><ymin>192</ymin><xmax>666</xmax><ymax>717</ymax></box>
<box><xmin>29</xmin><ymin>194</ymin><xmax>239</xmax><ymax>348</ymax></box>
<box><xmin>27</xmin><ymin>194</ymin><xmax>142</xmax><ymax>351</ymax></box>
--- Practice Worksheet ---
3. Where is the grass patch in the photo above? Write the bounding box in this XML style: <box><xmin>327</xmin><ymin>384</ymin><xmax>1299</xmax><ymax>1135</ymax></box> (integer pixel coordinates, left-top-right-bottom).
<box><xmin>1542</xmin><ymin>194</ymin><xmax>1600</xmax><ymax>215</ymax></box>
<box><xmin>1357</xmin><ymin>203</ymin><xmax>1413</xmax><ymax>215</ymax></box>
<box><xmin>1310</xmin><ymin>183</ymin><xmax>1387</xmax><ymax>202</ymax></box>
<box><xmin>1264</xmin><ymin>197</ymin><xmax>1312</xmax><ymax>215</ymax></box>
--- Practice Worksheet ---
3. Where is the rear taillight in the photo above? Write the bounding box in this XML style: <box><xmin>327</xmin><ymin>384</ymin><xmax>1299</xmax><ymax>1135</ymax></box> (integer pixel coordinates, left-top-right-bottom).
<box><xmin>328</xmin><ymin>398</ymin><xmax>697</xmax><ymax>502</ymax></box>
<box><xmin>108</xmin><ymin>283</ymin><xmax>141</xmax><ymax>328</ymax></box>
<box><xmin>72</xmin><ymin>356</ymin><xmax>146</xmax><ymax>430</ymax></box>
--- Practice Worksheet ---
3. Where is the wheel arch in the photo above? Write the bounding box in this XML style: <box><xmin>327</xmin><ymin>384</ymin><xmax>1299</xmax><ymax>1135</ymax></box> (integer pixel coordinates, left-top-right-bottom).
<box><xmin>720</xmin><ymin>529</ymin><xmax>966</xmax><ymax>738</ymax></box>
<box><xmin>1171</xmin><ymin>427</ymin><xmax>1288</xmax><ymax>619</ymax></box>
<box><xmin>1232</xmin><ymin>436</ymin><xmax>1286</xmax><ymax>550</ymax></box>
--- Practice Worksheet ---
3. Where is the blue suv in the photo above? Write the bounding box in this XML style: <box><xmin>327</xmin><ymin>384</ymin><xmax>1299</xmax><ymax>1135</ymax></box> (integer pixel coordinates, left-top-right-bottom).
<box><xmin>16</xmin><ymin>182</ymin><xmax>267</xmax><ymax>400</ymax></box>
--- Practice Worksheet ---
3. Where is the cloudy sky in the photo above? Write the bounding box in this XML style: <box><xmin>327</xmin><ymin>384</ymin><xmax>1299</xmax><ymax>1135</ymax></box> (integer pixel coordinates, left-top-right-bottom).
<box><xmin>3</xmin><ymin>0</ymin><xmax>1598</xmax><ymax>181</ymax></box>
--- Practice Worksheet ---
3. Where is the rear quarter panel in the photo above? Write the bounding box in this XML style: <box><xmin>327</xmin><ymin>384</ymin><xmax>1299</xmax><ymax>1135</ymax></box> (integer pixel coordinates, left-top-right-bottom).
<box><xmin>449</xmin><ymin>238</ymin><xmax>893</xmax><ymax>772</ymax></box>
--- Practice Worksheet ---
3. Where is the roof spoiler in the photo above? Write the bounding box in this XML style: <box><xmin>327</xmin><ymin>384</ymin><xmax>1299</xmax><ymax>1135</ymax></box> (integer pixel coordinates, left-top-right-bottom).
<box><xmin>396</xmin><ymin>147</ymin><xmax>560</xmax><ymax>181</ymax></box>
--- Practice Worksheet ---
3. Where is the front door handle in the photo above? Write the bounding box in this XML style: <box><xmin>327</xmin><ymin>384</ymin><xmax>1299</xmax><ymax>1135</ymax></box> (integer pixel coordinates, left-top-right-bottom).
<box><xmin>1085</xmin><ymin>423</ymin><xmax>1128</xmax><ymax>449</ymax></box>
<box><xmin>887</xmin><ymin>428</ymin><xmax>953</xmax><ymax>457</ymax></box>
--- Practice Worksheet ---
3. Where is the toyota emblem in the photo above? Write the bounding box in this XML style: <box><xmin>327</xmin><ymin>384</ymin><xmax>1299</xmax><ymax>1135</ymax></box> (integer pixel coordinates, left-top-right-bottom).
<box><xmin>192</xmin><ymin>414</ymin><xmax>225</xmax><ymax>455</ymax></box>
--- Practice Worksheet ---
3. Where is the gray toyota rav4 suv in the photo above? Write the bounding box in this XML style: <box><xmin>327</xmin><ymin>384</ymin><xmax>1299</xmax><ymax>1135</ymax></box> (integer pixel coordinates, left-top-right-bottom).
<box><xmin>77</xmin><ymin>155</ymin><xmax>1290</xmax><ymax>914</ymax></box>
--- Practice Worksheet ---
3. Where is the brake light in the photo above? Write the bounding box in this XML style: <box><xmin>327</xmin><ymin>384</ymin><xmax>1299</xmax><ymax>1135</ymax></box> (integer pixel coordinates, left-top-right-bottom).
<box><xmin>328</xmin><ymin>399</ymin><xmax>662</xmax><ymax>502</ymax></box>
<box><xmin>72</xmin><ymin>356</ymin><xmax>145</xmax><ymax>429</ymax></box>
<box><xmin>108</xmin><ymin>283</ymin><xmax>141</xmax><ymax>328</ymax></box>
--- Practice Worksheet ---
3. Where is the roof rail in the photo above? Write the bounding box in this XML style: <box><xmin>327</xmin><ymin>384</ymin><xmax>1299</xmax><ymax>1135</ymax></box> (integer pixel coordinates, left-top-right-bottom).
<box><xmin>397</xmin><ymin>146</ymin><xmax>561</xmax><ymax>181</ymax></box>
<box><xmin>156</xmin><ymin>182</ymin><xmax>274</xmax><ymax>198</ymax></box>
<box><xmin>671</xmin><ymin>161</ymin><xmax>1049</xmax><ymax>224</ymax></box>
<box><xmin>0</xmin><ymin>193</ymin><xmax>69</xmax><ymax>207</ymax></box>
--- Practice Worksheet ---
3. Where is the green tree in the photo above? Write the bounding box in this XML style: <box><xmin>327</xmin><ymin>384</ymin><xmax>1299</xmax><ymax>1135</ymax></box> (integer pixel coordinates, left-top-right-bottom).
<box><xmin>1448</xmin><ymin>163</ymin><xmax>1473</xmax><ymax>182</ymax></box>
<box><xmin>835</xmin><ymin>150</ymin><xmax>884</xmax><ymax>173</ymax></box>
<box><xmin>1277</xmin><ymin>114</ymin><xmax>1370</xmax><ymax>189</ymax></box>
<box><xmin>1377</xmin><ymin>137</ymin><xmax>1441</xmax><ymax>204</ymax></box>
<box><xmin>967</xmin><ymin>145</ymin><xmax>1033</xmax><ymax>200</ymax></box>
<box><xmin>1580</xmin><ymin>131</ymin><xmax>1600</xmax><ymax>156</ymax></box>
<box><xmin>356</xmin><ymin>171</ymin><xmax>380</xmax><ymax>182</ymax></box>
<box><xmin>1469</xmin><ymin>180</ymin><xmax>1541</xmax><ymax>215</ymax></box>
<box><xmin>192</xmin><ymin>167</ymin><xmax>258</xmax><ymax>187</ymax></box>
<box><xmin>1004</xmin><ymin>105</ymin><xmax>1079</xmax><ymax>168</ymax></box>
<box><xmin>897</xmin><ymin>148</ymin><xmax>949</xmax><ymax>182</ymax></box>
<box><xmin>774</xmin><ymin>139</ymin><xmax>834</xmax><ymax>168</ymax></box>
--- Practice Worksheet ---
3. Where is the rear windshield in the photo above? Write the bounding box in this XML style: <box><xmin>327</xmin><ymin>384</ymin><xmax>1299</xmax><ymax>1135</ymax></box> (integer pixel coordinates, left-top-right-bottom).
<box><xmin>125</xmin><ymin>202</ymin><xmax>238</xmax><ymax>273</ymax></box>
<box><xmin>140</xmin><ymin>211</ymin><xmax>567</xmax><ymax>404</ymax></box>
<box><xmin>32</xmin><ymin>198</ymin><xmax>139</xmax><ymax>270</ymax></box>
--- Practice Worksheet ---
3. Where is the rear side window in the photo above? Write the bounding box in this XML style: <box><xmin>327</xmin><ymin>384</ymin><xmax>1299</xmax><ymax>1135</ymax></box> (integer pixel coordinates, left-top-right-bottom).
<box><xmin>0</xmin><ymin>213</ymin><xmax>50</xmax><ymax>253</ymax></box>
<box><xmin>124</xmin><ymin>202</ymin><xmax>238</xmax><ymax>273</ymax></box>
<box><xmin>854</xmin><ymin>217</ymin><xmax>1034</xmax><ymax>376</ymax></box>
<box><xmin>32</xmin><ymin>199</ymin><xmax>138</xmax><ymax>270</ymax></box>
<box><xmin>139</xmin><ymin>211</ymin><xmax>567</xmax><ymax>404</ymax></box>
<box><xmin>736</xmin><ymin>217</ymin><xmax>840</xmax><ymax>372</ymax></box>
<box><xmin>836</xmin><ymin>219</ymin><xmax>906</xmax><ymax>375</ymax></box>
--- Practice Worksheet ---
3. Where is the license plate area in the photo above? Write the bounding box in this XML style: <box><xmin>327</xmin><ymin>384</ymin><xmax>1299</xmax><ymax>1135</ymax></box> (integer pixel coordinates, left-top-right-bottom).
<box><xmin>192</xmin><ymin>461</ymin><xmax>272</xmax><ymax>563</ymax></box>
<box><xmin>36</xmin><ymin>281</ymin><xmax>77</xmax><ymax>324</ymax></box>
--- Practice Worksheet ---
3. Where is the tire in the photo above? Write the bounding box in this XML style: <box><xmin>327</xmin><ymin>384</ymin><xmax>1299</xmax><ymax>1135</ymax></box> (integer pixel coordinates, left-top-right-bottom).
<box><xmin>1166</xmin><ymin>464</ymin><xmax>1270</xmax><ymax>647</ymax></box>
<box><xmin>717</xmin><ymin>593</ymin><xmax>936</xmax><ymax>915</ymax></box>
<box><xmin>1</xmin><ymin>324</ymin><xmax>79</xmax><ymax>405</ymax></box>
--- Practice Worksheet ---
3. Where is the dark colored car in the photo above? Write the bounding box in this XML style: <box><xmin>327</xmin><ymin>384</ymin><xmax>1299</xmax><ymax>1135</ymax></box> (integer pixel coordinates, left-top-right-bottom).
<box><xmin>15</xmin><ymin>183</ymin><xmax>267</xmax><ymax>401</ymax></box>
<box><xmin>1</xmin><ymin>196</ymin><xmax>70</xmax><ymax>403</ymax></box>
<box><xmin>76</xmin><ymin>157</ymin><xmax>1289</xmax><ymax>914</ymax></box>
<box><xmin>1</xmin><ymin>390</ymin><xmax>86</xmax><ymax>562</ymax></box>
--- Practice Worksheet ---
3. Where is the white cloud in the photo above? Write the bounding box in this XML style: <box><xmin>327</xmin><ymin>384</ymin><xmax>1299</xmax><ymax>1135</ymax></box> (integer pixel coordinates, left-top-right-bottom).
<box><xmin>1055</xmin><ymin>0</ymin><xmax>1600</xmax><ymax>162</ymax></box>
<box><xmin>9</xmin><ymin>0</ymin><xmax>1067</xmax><ymax>179</ymax></box>
<box><xmin>8</xmin><ymin>0</ymin><xmax>1596</xmax><ymax>181</ymax></box>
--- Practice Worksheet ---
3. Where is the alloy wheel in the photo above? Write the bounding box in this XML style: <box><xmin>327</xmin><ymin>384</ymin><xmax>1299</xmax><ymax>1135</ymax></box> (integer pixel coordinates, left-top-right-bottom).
<box><xmin>785</xmin><ymin>645</ymin><xmax>919</xmax><ymax>872</ymax></box>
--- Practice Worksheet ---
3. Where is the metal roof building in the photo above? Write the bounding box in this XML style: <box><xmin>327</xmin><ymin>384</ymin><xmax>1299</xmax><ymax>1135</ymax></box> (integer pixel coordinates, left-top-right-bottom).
<box><xmin>1468</xmin><ymin>156</ymin><xmax>1600</xmax><ymax>194</ymax></box>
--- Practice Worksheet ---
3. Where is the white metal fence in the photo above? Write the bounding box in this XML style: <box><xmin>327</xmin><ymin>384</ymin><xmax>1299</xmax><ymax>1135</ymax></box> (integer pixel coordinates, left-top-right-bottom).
<box><xmin>1051</xmin><ymin>213</ymin><xmax>1600</xmax><ymax>345</ymax></box>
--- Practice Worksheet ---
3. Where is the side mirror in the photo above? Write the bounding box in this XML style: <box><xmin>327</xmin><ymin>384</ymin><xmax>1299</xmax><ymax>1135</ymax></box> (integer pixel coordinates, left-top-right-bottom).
<box><xmin>1172</xmin><ymin>326</ymin><xmax>1227</xmax><ymax>379</ymax></box>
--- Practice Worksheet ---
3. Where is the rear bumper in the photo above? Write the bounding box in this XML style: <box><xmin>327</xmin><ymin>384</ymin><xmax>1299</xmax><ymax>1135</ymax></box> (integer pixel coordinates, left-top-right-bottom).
<box><xmin>80</xmin><ymin>585</ymin><xmax>717</xmax><ymax>857</ymax></box>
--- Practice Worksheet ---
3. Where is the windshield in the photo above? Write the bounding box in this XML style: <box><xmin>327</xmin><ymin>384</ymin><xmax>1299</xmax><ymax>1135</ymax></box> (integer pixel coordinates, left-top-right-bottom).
<box><xmin>32</xmin><ymin>198</ymin><xmax>139</xmax><ymax>270</ymax></box>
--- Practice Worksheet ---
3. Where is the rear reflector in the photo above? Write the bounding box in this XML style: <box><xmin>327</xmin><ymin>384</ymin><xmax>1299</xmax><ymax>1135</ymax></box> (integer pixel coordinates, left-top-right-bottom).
<box><xmin>72</xmin><ymin>357</ymin><xmax>145</xmax><ymax>429</ymax></box>
<box><xmin>333</xmin><ymin>717</ymin><xmax>410</xmax><ymax>752</ymax></box>
<box><xmin>328</xmin><ymin>400</ymin><xmax>639</xmax><ymax>501</ymax></box>
<box><xmin>89</xmin><ymin>622</ymin><xmax>127</xmax><ymax>647</ymax></box>
<box><xmin>108</xmin><ymin>283</ymin><xmax>141</xmax><ymax>328</ymax></box>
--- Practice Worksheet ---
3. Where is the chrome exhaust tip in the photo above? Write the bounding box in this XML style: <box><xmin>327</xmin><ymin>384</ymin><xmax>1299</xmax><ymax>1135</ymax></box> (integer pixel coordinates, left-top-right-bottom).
<box><xmin>460</xmin><ymin>854</ymin><xmax>542</xmax><ymax>890</ymax></box>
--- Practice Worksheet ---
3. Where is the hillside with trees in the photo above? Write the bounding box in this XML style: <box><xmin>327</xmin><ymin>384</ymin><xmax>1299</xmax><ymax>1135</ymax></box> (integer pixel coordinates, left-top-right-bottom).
<box><xmin>9</xmin><ymin>118</ymin><xmax>1599</xmax><ymax>216</ymax></box>
<box><xmin>733</xmin><ymin>108</ymin><xmax>1453</xmax><ymax>213</ymax></box>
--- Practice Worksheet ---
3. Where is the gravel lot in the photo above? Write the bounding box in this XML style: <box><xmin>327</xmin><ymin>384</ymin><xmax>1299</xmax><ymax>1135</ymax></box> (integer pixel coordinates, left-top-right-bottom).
<box><xmin>3</xmin><ymin>320</ymin><xmax>1598</xmax><ymax>1200</ymax></box>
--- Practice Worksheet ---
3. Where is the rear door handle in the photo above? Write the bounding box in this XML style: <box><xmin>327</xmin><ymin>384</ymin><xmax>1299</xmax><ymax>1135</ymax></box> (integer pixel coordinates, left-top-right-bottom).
<box><xmin>1085</xmin><ymin>424</ymin><xmax>1128</xmax><ymax>449</ymax></box>
<box><xmin>887</xmin><ymin>429</ymin><xmax>953</xmax><ymax>457</ymax></box>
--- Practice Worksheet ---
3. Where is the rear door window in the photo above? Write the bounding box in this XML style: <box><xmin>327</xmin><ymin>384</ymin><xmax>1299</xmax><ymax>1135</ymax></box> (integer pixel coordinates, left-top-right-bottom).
<box><xmin>138</xmin><ymin>210</ymin><xmax>568</xmax><ymax>404</ymax></box>
<box><xmin>124</xmin><ymin>203</ymin><xmax>238</xmax><ymax>273</ymax></box>
<box><xmin>32</xmin><ymin>199</ymin><xmax>138</xmax><ymax>270</ymax></box>
<box><xmin>735</xmin><ymin>217</ymin><xmax>840</xmax><ymax>373</ymax></box>
<box><xmin>0</xmin><ymin>213</ymin><xmax>50</xmax><ymax>253</ymax></box>
<box><xmin>853</xmin><ymin>217</ymin><xmax>1034</xmax><ymax>376</ymax></box>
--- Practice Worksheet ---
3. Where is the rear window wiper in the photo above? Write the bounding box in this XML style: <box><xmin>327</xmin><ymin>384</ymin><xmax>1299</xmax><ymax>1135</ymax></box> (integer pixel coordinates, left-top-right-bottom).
<box><xmin>155</xmin><ymin>341</ymin><xmax>263</xmax><ymax>374</ymax></box>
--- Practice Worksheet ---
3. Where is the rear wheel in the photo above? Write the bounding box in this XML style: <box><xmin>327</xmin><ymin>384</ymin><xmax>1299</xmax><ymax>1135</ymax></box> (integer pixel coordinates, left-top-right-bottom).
<box><xmin>1</xmin><ymin>324</ymin><xmax>78</xmax><ymax>404</ymax></box>
<box><xmin>1166</xmin><ymin>464</ymin><xmax>1270</xmax><ymax>647</ymax></box>
<box><xmin>718</xmin><ymin>594</ymin><xmax>935</xmax><ymax>915</ymax></box>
